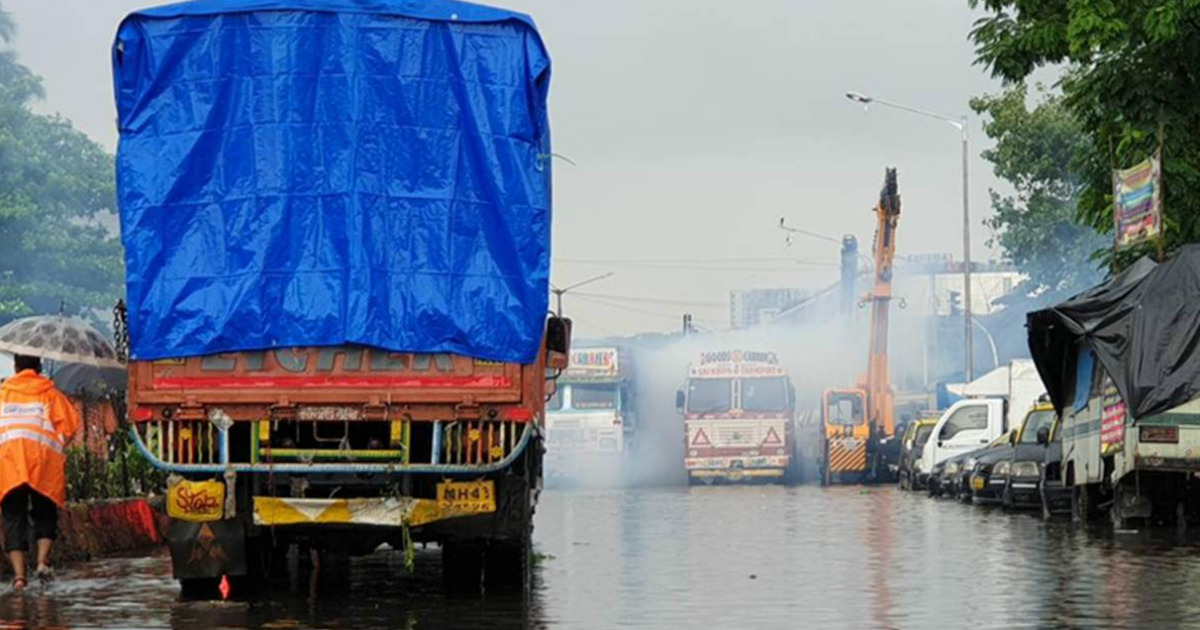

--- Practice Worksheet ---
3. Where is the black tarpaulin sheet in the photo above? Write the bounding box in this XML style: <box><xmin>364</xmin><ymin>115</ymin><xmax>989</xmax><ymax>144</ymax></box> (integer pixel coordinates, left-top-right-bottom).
<box><xmin>1027</xmin><ymin>246</ymin><xmax>1200</xmax><ymax>420</ymax></box>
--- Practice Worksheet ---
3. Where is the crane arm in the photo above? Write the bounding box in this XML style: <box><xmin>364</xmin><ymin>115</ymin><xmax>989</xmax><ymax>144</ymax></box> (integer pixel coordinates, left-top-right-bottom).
<box><xmin>865</xmin><ymin>168</ymin><xmax>900</xmax><ymax>438</ymax></box>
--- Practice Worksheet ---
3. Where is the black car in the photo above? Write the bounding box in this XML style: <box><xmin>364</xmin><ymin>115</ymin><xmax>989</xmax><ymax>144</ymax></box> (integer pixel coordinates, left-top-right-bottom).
<box><xmin>1001</xmin><ymin>405</ymin><xmax>1058</xmax><ymax>509</ymax></box>
<box><xmin>969</xmin><ymin>436</ymin><xmax>1016</xmax><ymax>505</ymax></box>
<box><xmin>1038</xmin><ymin>416</ymin><xmax>1072</xmax><ymax>517</ymax></box>
<box><xmin>933</xmin><ymin>451</ymin><xmax>976</xmax><ymax>501</ymax></box>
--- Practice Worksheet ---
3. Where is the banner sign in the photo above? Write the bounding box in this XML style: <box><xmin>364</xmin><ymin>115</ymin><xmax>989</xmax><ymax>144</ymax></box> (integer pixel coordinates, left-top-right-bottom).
<box><xmin>1113</xmin><ymin>152</ymin><xmax>1162</xmax><ymax>249</ymax></box>
<box><xmin>1100</xmin><ymin>374</ymin><xmax>1126</xmax><ymax>456</ymax></box>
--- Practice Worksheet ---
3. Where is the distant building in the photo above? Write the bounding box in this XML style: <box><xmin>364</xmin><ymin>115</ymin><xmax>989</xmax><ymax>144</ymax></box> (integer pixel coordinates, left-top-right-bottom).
<box><xmin>730</xmin><ymin>288</ymin><xmax>811</xmax><ymax>329</ymax></box>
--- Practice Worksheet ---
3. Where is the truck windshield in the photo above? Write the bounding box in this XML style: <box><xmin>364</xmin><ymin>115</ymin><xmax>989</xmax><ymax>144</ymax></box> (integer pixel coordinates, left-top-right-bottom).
<box><xmin>571</xmin><ymin>384</ymin><xmax>618</xmax><ymax>409</ymax></box>
<box><xmin>687</xmin><ymin>379</ymin><xmax>732</xmax><ymax>414</ymax></box>
<box><xmin>1019</xmin><ymin>410</ymin><xmax>1056</xmax><ymax>444</ymax></box>
<box><xmin>741</xmin><ymin>377</ymin><xmax>788</xmax><ymax>412</ymax></box>
<box><xmin>915</xmin><ymin>424</ymin><xmax>934</xmax><ymax>447</ymax></box>
<box><xmin>827</xmin><ymin>393</ymin><xmax>864</xmax><ymax>425</ymax></box>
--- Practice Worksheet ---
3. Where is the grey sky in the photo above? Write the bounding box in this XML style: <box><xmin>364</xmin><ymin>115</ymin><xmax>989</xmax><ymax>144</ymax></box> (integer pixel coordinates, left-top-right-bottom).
<box><xmin>7</xmin><ymin>0</ymin><xmax>1003</xmax><ymax>338</ymax></box>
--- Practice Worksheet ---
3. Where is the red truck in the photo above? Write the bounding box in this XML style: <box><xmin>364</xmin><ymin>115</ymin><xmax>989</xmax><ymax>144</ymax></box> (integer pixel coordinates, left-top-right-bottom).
<box><xmin>129</xmin><ymin>329</ymin><xmax>568</xmax><ymax>595</ymax></box>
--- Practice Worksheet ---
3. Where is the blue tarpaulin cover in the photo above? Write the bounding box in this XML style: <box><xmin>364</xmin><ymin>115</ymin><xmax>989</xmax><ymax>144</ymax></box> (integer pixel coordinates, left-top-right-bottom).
<box><xmin>112</xmin><ymin>0</ymin><xmax>551</xmax><ymax>362</ymax></box>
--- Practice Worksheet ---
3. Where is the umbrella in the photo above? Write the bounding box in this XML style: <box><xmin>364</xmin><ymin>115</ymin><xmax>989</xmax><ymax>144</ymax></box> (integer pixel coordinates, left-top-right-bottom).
<box><xmin>50</xmin><ymin>363</ymin><xmax>127</xmax><ymax>399</ymax></box>
<box><xmin>0</xmin><ymin>315</ymin><xmax>123</xmax><ymax>369</ymax></box>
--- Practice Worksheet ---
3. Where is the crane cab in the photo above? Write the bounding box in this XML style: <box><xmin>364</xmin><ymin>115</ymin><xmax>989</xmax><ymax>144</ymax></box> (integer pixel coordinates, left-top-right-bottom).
<box><xmin>822</xmin><ymin>388</ymin><xmax>870</xmax><ymax>484</ymax></box>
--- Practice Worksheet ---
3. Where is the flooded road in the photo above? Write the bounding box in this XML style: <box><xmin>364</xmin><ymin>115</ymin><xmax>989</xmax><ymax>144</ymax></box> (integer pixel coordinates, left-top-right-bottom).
<box><xmin>5</xmin><ymin>486</ymin><xmax>1200</xmax><ymax>629</ymax></box>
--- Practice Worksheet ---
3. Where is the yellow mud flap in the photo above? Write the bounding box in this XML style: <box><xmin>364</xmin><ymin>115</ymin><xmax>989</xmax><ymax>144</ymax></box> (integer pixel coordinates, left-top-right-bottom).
<box><xmin>167</xmin><ymin>479</ymin><xmax>225</xmax><ymax>522</ymax></box>
<box><xmin>254</xmin><ymin>481</ymin><xmax>497</xmax><ymax>528</ymax></box>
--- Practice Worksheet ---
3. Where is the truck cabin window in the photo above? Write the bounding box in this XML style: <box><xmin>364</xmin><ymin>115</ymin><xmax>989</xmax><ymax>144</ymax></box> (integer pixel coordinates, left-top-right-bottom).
<box><xmin>915</xmin><ymin>424</ymin><xmax>934</xmax><ymax>447</ymax></box>
<box><xmin>828</xmin><ymin>394</ymin><xmax>864</xmax><ymax>425</ymax></box>
<box><xmin>547</xmin><ymin>386</ymin><xmax>564</xmax><ymax>411</ymax></box>
<box><xmin>741</xmin><ymin>377</ymin><xmax>788</xmax><ymax>412</ymax></box>
<box><xmin>571</xmin><ymin>384</ymin><xmax>618</xmax><ymax>410</ymax></box>
<box><xmin>687</xmin><ymin>379</ymin><xmax>732</xmax><ymax>414</ymax></box>
<box><xmin>940</xmin><ymin>406</ymin><xmax>988</xmax><ymax>440</ymax></box>
<box><xmin>1019</xmin><ymin>410</ymin><xmax>1056</xmax><ymax>444</ymax></box>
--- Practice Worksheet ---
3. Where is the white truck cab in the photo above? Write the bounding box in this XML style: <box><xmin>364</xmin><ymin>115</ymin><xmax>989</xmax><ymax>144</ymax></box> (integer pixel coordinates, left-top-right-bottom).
<box><xmin>920</xmin><ymin>399</ymin><xmax>1006</xmax><ymax>472</ymax></box>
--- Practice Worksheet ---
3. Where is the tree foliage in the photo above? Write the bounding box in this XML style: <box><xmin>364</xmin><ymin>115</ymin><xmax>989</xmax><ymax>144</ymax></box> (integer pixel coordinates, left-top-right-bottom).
<box><xmin>0</xmin><ymin>4</ymin><xmax>122</xmax><ymax>325</ymax></box>
<box><xmin>969</xmin><ymin>0</ymin><xmax>1200</xmax><ymax>268</ymax></box>
<box><xmin>970</xmin><ymin>83</ymin><xmax>1103</xmax><ymax>291</ymax></box>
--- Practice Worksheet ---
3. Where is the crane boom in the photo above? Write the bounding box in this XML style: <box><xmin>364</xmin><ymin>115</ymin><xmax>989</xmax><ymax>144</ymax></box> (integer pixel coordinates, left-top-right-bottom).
<box><xmin>865</xmin><ymin>168</ymin><xmax>900</xmax><ymax>440</ymax></box>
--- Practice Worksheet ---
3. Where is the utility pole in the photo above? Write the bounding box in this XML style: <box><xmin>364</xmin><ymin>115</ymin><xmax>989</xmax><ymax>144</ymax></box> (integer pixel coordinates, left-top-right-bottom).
<box><xmin>550</xmin><ymin>272</ymin><xmax>614</xmax><ymax>316</ymax></box>
<box><xmin>682</xmin><ymin>313</ymin><xmax>695</xmax><ymax>335</ymax></box>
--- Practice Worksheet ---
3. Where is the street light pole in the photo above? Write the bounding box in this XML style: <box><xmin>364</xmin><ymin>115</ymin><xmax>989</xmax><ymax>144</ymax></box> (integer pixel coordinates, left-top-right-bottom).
<box><xmin>845</xmin><ymin>91</ymin><xmax>975</xmax><ymax>380</ymax></box>
<box><xmin>550</xmin><ymin>272</ymin><xmax>614</xmax><ymax>316</ymax></box>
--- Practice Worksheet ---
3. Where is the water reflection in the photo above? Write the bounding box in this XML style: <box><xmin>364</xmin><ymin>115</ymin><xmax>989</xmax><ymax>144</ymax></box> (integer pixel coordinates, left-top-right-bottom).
<box><xmin>5</xmin><ymin>488</ymin><xmax>1200</xmax><ymax>629</ymax></box>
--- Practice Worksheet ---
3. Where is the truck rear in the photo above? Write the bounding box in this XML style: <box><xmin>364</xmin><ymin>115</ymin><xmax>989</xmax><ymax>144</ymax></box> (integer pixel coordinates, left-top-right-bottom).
<box><xmin>111</xmin><ymin>1</ymin><xmax>558</xmax><ymax>594</ymax></box>
<box><xmin>127</xmin><ymin>338</ymin><xmax>566</xmax><ymax>594</ymax></box>
<box><xmin>677</xmin><ymin>350</ymin><xmax>797</xmax><ymax>485</ymax></box>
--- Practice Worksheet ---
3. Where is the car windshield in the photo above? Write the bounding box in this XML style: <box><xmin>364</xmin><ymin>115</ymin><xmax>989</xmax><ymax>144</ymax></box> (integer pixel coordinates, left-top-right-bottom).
<box><xmin>1020</xmin><ymin>409</ymin><xmax>1057</xmax><ymax>444</ymax></box>
<box><xmin>571</xmin><ymin>384</ymin><xmax>618</xmax><ymax>410</ymax></box>
<box><xmin>915</xmin><ymin>425</ymin><xmax>934</xmax><ymax>446</ymax></box>
<box><xmin>687</xmin><ymin>379</ymin><xmax>732</xmax><ymax>414</ymax></box>
<box><xmin>741</xmin><ymin>377</ymin><xmax>788</xmax><ymax>412</ymax></box>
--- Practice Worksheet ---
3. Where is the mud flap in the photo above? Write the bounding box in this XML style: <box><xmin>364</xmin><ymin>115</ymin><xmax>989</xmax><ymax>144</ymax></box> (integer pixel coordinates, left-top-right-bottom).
<box><xmin>167</xmin><ymin>519</ymin><xmax>247</xmax><ymax>580</ymax></box>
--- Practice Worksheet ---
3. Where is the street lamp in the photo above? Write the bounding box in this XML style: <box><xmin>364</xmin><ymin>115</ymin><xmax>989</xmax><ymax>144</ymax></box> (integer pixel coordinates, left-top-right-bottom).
<box><xmin>550</xmin><ymin>272</ymin><xmax>614</xmax><ymax>316</ymax></box>
<box><xmin>845</xmin><ymin>90</ymin><xmax>975</xmax><ymax>380</ymax></box>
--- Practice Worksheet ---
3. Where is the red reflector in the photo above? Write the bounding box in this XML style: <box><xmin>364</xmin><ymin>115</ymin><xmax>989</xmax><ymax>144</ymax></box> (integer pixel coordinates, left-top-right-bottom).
<box><xmin>1140</xmin><ymin>425</ymin><xmax>1179</xmax><ymax>443</ymax></box>
<box><xmin>504</xmin><ymin>407</ymin><xmax>533</xmax><ymax>421</ymax></box>
<box><xmin>762</xmin><ymin>427</ymin><xmax>783</xmax><ymax>446</ymax></box>
<box><xmin>691</xmin><ymin>428</ymin><xmax>712</xmax><ymax>447</ymax></box>
<box><xmin>134</xmin><ymin>407</ymin><xmax>154</xmax><ymax>421</ymax></box>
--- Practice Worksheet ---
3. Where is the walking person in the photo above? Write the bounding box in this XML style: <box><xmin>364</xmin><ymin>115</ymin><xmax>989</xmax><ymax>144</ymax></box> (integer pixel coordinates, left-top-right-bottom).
<box><xmin>0</xmin><ymin>354</ymin><xmax>80</xmax><ymax>591</ymax></box>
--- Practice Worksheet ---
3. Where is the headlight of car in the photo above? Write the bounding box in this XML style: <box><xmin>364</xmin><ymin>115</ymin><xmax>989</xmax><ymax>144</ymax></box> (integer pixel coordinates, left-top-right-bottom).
<box><xmin>1012</xmin><ymin>461</ymin><xmax>1040</xmax><ymax>478</ymax></box>
<box><xmin>964</xmin><ymin>457</ymin><xmax>978</xmax><ymax>471</ymax></box>
<box><xmin>914</xmin><ymin>460</ymin><xmax>925</xmax><ymax>473</ymax></box>
<box><xmin>992</xmin><ymin>461</ymin><xmax>1010</xmax><ymax>477</ymax></box>
<box><xmin>944</xmin><ymin>462</ymin><xmax>960</xmax><ymax>475</ymax></box>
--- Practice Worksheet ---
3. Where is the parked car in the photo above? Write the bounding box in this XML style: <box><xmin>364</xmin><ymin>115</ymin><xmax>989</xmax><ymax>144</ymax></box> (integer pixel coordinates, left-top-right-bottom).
<box><xmin>968</xmin><ymin>434</ymin><xmax>1017</xmax><ymax>505</ymax></box>
<box><xmin>1001</xmin><ymin>403</ymin><xmax>1058</xmax><ymax>509</ymax></box>
<box><xmin>933</xmin><ymin>451</ymin><xmax>974</xmax><ymax>501</ymax></box>
<box><xmin>898</xmin><ymin>418</ymin><xmax>938</xmax><ymax>490</ymax></box>
<box><xmin>1039</xmin><ymin>415</ymin><xmax>1072</xmax><ymax>518</ymax></box>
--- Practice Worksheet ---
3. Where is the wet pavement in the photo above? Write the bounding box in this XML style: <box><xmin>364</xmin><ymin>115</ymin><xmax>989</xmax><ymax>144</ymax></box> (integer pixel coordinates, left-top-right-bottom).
<box><xmin>4</xmin><ymin>486</ymin><xmax>1200</xmax><ymax>629</ymax></box>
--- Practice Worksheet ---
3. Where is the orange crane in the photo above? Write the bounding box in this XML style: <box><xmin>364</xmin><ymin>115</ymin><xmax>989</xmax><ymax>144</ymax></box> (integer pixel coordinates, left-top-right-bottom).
<box><xmin>821</xmin><ymin>168</ymin><xmax>900</xmax><ymax>485</ymax></box>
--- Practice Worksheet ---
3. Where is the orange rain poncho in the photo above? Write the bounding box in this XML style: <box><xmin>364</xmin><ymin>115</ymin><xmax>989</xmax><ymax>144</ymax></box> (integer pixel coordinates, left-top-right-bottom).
<box><xmin>0</xmin><ymin>370</ymin><xmax>80</xmax><ymax>506</ymax></box>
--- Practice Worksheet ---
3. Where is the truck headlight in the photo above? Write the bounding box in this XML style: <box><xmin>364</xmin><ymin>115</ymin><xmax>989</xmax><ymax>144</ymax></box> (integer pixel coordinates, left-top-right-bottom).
<box><xmin>992</xmin><ymin>461</ymin><xmax>1010</xmax><ymax>477</ymax></box>
<box><xmin>944</xmin><ymin>462</ymin><xmax>960</xmax><ymax>475</ymax></box>
<box><xmin>914</xmin><ymin>460</ymin><xmax>925</xmax><ymax>473</ymax></box>
<box><xmin>1012</xmin><ymin>461</ymin><xmax>1040</xmax><ymax>478</ymax></box>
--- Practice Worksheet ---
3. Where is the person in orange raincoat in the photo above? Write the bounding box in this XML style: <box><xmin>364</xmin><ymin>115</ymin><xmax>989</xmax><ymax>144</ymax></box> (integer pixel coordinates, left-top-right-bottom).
<box><xmin>0</xmin><ymin>355</ymin><xmax>79</xmax><ymax>591</ymax></box>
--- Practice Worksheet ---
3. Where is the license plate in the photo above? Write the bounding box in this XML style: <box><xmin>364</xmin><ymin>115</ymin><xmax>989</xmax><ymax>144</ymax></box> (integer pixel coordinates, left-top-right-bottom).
<box><xmin>436</xmin><ymin>480</ymin><xmax>496</xmax><ymax>513</ymax></box>
<box><xmin>167</xmin><ymin>479</ymin><xmax>225</xmax><ymax>522</ymax></box>
<box><xmin>971</xmin><ymin>475</ymin><xmax>985</xmax><ymax>491</ymax></box>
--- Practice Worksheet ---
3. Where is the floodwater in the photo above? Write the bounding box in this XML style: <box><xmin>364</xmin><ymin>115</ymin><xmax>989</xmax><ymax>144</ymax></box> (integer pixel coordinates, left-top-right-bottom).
<box><xmin>4</xmin><ymin>486</ymin><xmax>1200</xmax><ymax>630</ymax></box>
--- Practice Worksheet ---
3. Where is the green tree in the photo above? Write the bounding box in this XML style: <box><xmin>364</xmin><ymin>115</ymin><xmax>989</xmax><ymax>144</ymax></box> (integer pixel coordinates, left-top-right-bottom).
<box><xmin>0</xmin><ymin>3</ymin><xmax>122</xmax><ymax>324</ymax></box>
<box><xmin>969</xmin><ymin>0</ymin><xmax>1200</xmax><ymax>268</ymax></box>
<box><xmin>970</xmin><ymin>83</ymin><xmax>1103</xmax><ymax>291</ymax></box>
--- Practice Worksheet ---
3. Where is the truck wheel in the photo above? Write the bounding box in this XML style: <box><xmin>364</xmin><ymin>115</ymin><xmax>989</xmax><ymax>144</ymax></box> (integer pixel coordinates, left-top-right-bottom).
<box><xmin>442</xmin><ymin>539</ymin><xmax>485</xmax><ymax>594</ymax></box>
<box><xmin>1073</xmin><ymin>485</ymin><xmax>1101</xmax><ymax>523</ymax></box>
<box><xmin>484</xmin><ymin>482</ymin><xmax>534</xmax><ymax>595</ymax></box>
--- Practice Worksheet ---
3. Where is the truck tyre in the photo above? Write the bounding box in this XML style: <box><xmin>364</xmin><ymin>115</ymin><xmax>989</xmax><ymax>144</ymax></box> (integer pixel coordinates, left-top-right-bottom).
<box><xmin>442</xmin><ymin>539</ymin><xmax>486</xmax><ymax>593</ymax></box>
<box><xmin>484</xmin><ymin>481</ymin><xmax>534</xmax><ymax>595</ymax></box>
<box><xmin>1073</xmin><ymin>484</ymin><xmax>1101</xmax><ymax>523</ymax></box>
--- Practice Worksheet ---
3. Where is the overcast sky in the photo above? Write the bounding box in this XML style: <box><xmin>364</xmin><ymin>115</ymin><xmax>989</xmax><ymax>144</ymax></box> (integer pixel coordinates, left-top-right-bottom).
<box><xmin>5</xmin><ymin>0</ymin><xmax>1004</xmax><ymax>339</ymax></box>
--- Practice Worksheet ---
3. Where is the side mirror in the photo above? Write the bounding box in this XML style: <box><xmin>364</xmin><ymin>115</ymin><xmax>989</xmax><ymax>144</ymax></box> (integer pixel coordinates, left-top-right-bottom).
<box><xmin>1009</xmin><ymin>432</ymin><xmax>1017</xmax><ymax>446</ymax></box>
<box><xmin>544</xmin><ymin>317</ymin><xmax>572</xmax><ymax>370</ymax></box>
<box><xmin>1036</xmin><ymin>427</ymin><xmax>1050</xmax><ymax>445</ymax></box>
<box><xmin>675</xmin><ymin>389</ymin><xmax>685</xmax><ymax>412</ymax></box>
